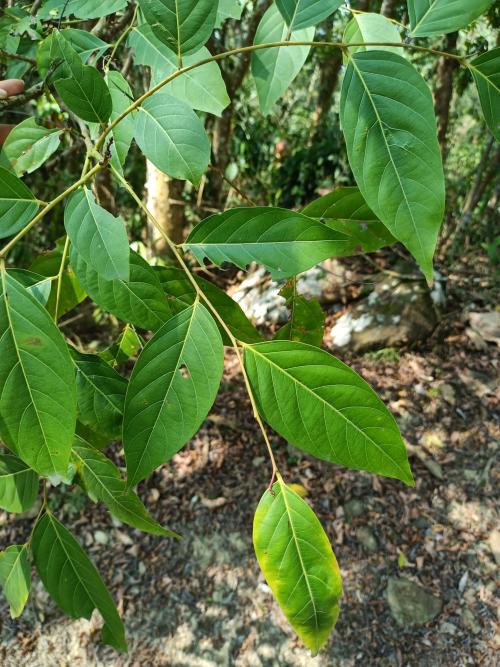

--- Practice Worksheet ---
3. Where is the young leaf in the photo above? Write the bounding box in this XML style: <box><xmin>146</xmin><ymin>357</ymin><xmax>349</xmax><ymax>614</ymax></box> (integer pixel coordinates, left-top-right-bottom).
<box><xmin>71</xmin><ymin>349</ymin><xmax>128</xmax><ymax>439</ymax></box>
<box><xmin>64</xmin><ymin>188</ymin><xmax>130</xmax><ymax>282</ymax></box>
<box><xmin>344</xmin><ymin>12</ymin><xmax>401</xmax><ymax>57</ymax></box>
<box><xmin>252</xmin><ymin>5</ymin><xmax>314</xmax><ymax>115</ymax></box>
<box><xmin>138</xmin><ymin>0</ymin><xmax>218</xmax><ymax>57</ymax></box>
<box><xmin>70</xmin><ymin>248</ymin><xmax>171</xmax><ymax>331</ymax></box>
<box><xmin>38</xmin><ymin>0</ymin><xmax>128</xmax><ymax>20</ymax></box>
<box><xmin>244</xmin><ymin>340</ymin><xmax>414</xmax><ymax>485</ymax></box>
<box><xmin>183</xmin><ymin>207</ymin><xmax>350</xmax><ymax>279</ymax></box>
<box><xmin>7</xmin><ymin>269</ymin><xmax>52</xmax><ymax>305</ymax></box>
<box><xmin>275</xmin><ymin>281</ymin><xmax>325</xmax><ymax>347</ymax></box>
<box><xmin>99</xmin><ymin>325</ymin><xmax>141</xmax><ymax>367</ymax></box>
<box><xmin>408</xmin><ymin>0</ymin><xmax>494</xmax><ymax>38</ymax></box>
<box><xmin>128</xmin><ymin>26</ymin><xmax>230</xmax><ymax>116</ymax></box>
<box><xmin>72</xmin><ymin>439</ymin><xmax>180</xmax><ymax>538</ymax></box>
<box><xmin>302</xmin><ymin>186</ymin><xmax>396</xmax><ymax>254</ymax></box>
<box><xmin>55</xmin><ymin>65</ymin><xmax>112</xmax><ymax>124</ymax></box>
<box><xmin>0</xmin><ymin>273</ymin><xmax>76</xmax><ymax>478</ymax></box>
<box><xmin>253</xmin><ymin>480</ymin><xmax>342</xmax><ymax>655</ymax></box>
<box><xmin>0</xmin><ymin>544</ymin><xmax>31</xmax><ymax>618</ymax></box>
<box><xmin>470</xmin><ymin>48</ymin><xmax>500</xmax><ymax>142</ymax></box>
<box><xmin>0</xmin><ymin>167</ymin><xmax>38</xmax><ymax>239</ymax></box>
<box><xmin>340</xmin><ymin>51</ymin><xmax>444</xmax><ymax>281</ymax></box>
<box><xmin>134</xmin><ymin>91</ymin><xmax>211</xmax><ymax>185</ymax></box>
<box><xmin>276</xmin><ymin>0</ymin><xmax>342</xmax><ymax>30</ymax></box>
<box><xmin>2</xmin><ymin>118</ymin><xmax>62</xmax><ymax>176</ymax></box>
<box><xmin>32</xmin><ymin>512</ymin><xmax>127</xmax><ymax>652</ymax></box>
<box><xmin>0</xmin><ymin>453</ymin><xmax>38</xmax><ymax>513</ymax></box>
<box><xmin>123</xmin><ymin>301</ymin><xmax>224</xmax><ymax>486</ymax></box>
<box><xmin>154</xmin><ymin>266</ymin><xmax>262</xmax><ymax>344</ymax></box>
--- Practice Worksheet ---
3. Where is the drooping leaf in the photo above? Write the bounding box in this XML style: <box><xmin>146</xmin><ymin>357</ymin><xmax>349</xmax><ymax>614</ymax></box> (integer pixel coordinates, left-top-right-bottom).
<box><xmin>470</xmin><ymin>48</ymin><xmax>500</xmax><ymax>142</ymax></box>
<box><xmin>154</xmin><ymin>266</ymin><xmax>262</xmax><ymax>344</ymax></box>
<box><xmin>252</xmin><ymin>5</ymin><xmax>315</xmax><ymax>115</ymax></box>
<box><xmin>7</xmin><ymin>269</ymin><xmax>52</xmax><ymax>306</ymax></box>
<box><xmin>39</xmin><ymin>0</ymin><xmax>128</xmax><ymax>20</ymax></box>
<box><xmin>302</xmin><ymin>186</ymin><xmax>396</xmax><ymax>254</ymax></box>
<box><xmin>2</xmin><ymin>118</ymin><xmax>62</xmax><ymax>176</ymax></box>
<box><xmin>0</xmin><ymin>273</ymin><xmax>76</xmax><ymax>478</ymax></box>
<box><xmin>0</xmin><ymin>545</ymin><xmax>31</xmax><ymax>618</ymax></box>
<box><xmin>408</xmin><ymin>0</ymin><xmax>494</xmax><ymax>37</ymax></box>
<box><xmin>99</xmin><ymin>325</ymin><xmax>141</xmax><ymax>367</ymax></box>
<box><xmin>137</xmin><ymin>0</ymin><xmax>218</xmax><ymax>57</ymax></box>
<box><xmin>244</xmin><ymin>340</ymin><xmax>414</xmax><ymax>484</ymax></box>
<box><xmin>340</xmin><ymin>51</ymin><xmax>444</xmax><ymax>281</ymax></box>
<box><xmin>72</xmin><ymin>439</ymin><xmax>180</xmax><ymax>537</ymax></box>
<box><xmin>254</xmin><ymin>479</ymin><xmax>342</xmax><ymax>655</ymax></box>
<box><xmin>344</xmin><ymin>12</ymin><xmax>402</xmax><ymax>57</ymax></box>
<box><xmin>32</xmin><ymin>512</ymin><xmax>127</xmax><ymax>651</ymax></box>
<box><xmin>70</xmin><ymin>248</ymin><xmax>171</xmax><ymax>331</ymax></box>
<box><xmin>0</xmin><ymin>453</ymin><xmax>38</xmax><ymax>513</ymax></box>
<box><xmin>128</xmin><ymin>26</ymin><xmax>230</xmax><ymax>116</ymax></box>
<box><xmin>65</xmin><ymin>188</ymin><xmax>130</xmax><ymax>282</ymax></box>
<box><xmin>123</xmin><ymin>301</ymin><xmax>224</xmax><ymax>486</ymax></box>
<box><xmin>55</xmin><ymin>65</ymin><xmax>112</xmax><ymax>124</ymax></box>
<box><xmin>183</xmin><ymin>207</ymin><xmax>350</xmax><ymax>280</ymax></box>
<box><xmin>134</xmin><ymin>91</ymin><xmax>211</xmax><ymax>185</ymax></box>
<box><xmin>275</xmin><ymin>280</ymin><xmax>325</xmax><ymax>347</ymax></box>
<box><xmin>276</xmin><ymin>0</ymin><xmax>342</xmax><ymax>30</ymax></box>
<box><xmin>71</xmin><ymin>349</ymin><xmax>128</xmax><ymax>439</ymax></box>
<box><xmin>31</xmin><ymin>237</ymin><xmax>86</xmax><ymax>317</ymax></box>
<box><xmin>0</xmin><ymin>167</ymin><xmax>38</xmax><ymax>239</ymax></box>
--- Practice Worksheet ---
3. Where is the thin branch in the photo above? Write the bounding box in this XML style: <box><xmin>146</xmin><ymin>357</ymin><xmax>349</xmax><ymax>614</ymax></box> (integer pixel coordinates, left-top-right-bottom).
<box><xmin>0</xmin><ymin>81</ymin><xmax>45</xmax><ymax>110</ymax></box>
<box><xmin>0</xmin><ymin>49</ymin><xmax>36</xmax><ymax>64</ymax></box>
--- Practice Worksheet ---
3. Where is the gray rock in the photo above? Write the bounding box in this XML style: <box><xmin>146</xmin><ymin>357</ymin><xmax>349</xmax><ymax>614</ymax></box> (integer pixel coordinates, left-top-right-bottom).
<box><xmin>356</xmin><ymin>526</ymin><xmax>378</xmax><ymax>553</ymax></box>
<box><xmin>331</xmin><ymin>272</ymin><xmax>439</xmax><ymax>353</ymax></box>
<box><xmin>344</xmin><ymin>498</ymin><xmax>365</xmax><ymax>520</ymax></box>
<box><xmin>387</xmin><ymin>577</ymin><xmax>442</xmax><ymax>626</ymax></box>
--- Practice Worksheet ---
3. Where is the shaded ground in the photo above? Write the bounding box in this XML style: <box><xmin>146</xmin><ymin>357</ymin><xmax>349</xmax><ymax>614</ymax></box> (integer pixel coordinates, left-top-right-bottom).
<box><xmin>0</xmin><ymin>272</ymin><xmax>498</xmax><ymax>667</ymax></box>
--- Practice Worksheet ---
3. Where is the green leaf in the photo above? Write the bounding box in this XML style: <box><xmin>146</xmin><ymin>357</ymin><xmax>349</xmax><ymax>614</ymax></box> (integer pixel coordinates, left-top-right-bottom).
<box><xmin>99</xmin><ymin>325</ymin><xmax>141</xmax><ymax>367</ymax></box>
<box><xmin>65</xmin><ymin>188</ymin><xmax>130</xmax><ymax>282</ymax></box>
<box><xmin>0</xmin><ymin>273</ymin><xmax>76</xmax><ymax>478</ymax></box>
<box><xmin>253</xmin><ymin>479</ymin><xmax>342</xmax><ymax>655</ymax></box>
<box><xmin>0</xmin><ymin>544</ymin><xmax>31</xmax><ymax>618</ymax></box>
<box><xmin>61</xmin><ymin>28</ymin><xmax>109</xmax><ymax>61</ymax></box>
<box><xmin>104</xmin><ymin>71</ymin><xmax>136</xmax><ymax>170</ymax></box>
<box><xmin>134</xmin><ymin>91</ymin><xmax>211</xmax><ymax>185</ymax></box>
<box><xmin>0</xmin><ymin>167</ymin><xmax>38</xmax><ymax>239</ymax></box>
<box><xmin>70</xmin><ymin>248</ymin><xmax>172</xmax><ymax>331</ymax></box>
<box><xmin>32</xmin><ymin>512</ymin><xmax>127</xmax><ymax>652</ymax></box>
<box><xmin>72</xmin><ymin>438</ymin><xmax>180</xmax><ymax>537</ymax></box>
<box><xmin>216</xmin><ymin>0</ymin><xmax>242</xmax><ymax>26</ymax></box>
<box><xmin>183</xmin><ymin>207</ymin><xmax>350</xmax><ymax>279</ymax></box>
<box><xmin>7</xmin><ymin>269</ymin><xmax>52</xmax><ymax>306</ymax></box>
<box><xmin>276</xmin><ymin>0</ymin><xmax>342</xmax><ymax>30</ymax></box>
<box><xmin>244</xmin><ymin>340</ymin><xmax>414</xmax><ymax>485</ymax></box>
<box><xmin>71</xmin><ymin>349</ymin><xmax>128</xmax><ymax>439</ymax></box>
<box><xmin>408</xmin><ymin>0</ymin><xmax>494</xmax><ymax>37</ymax></box>
<box><xmin>302</xmin><ymin>186</ymin><xmax>396</xmax><ymax>254</ymax></box>
<box><xmin>138</xmin><ymin>0</ymin><xmax>218</xmax><ymax>57</ymax></box>
<box><xmin>275</xmin><ymin>281</ymin><xmax>325</xmax><ymax>347</ymax></box>
<box><xmin>340</xmin><ymin>51</ymin><xmax>444</xmax><ymax>281</ymax></box>
<box><xmin>154</xmin><ymin>266</ymin><xmax>262</xmax><ymax>344</ymax></box>
<box><xmin>37</xmin><ymin>29</ymin><xmax>108</xmax><ymax>79</ymax></box>
<box><xmin>55</xmin><ymin>65</ymin><xmax>112</xmax><ymax>124</ymax></box>
<box><xmin>31</xmin><ymin>238</ymin><xmax>86</xmax><ymax>317</ymax></box>
<box><xmin>2</xmin><ymin>118</ymin><xmax>62</xmax><ymax>176</ymax></box>
<box><xmin>75</xmin><ymin>421</ymin><xmax>110</xmax><ymax>451</ymax></box>
<box><xmin>128</xmin><ymin>26</ymin><xmax>230</xmax><ymax>116</ymax></box>
<box><xmin>344</xmin><ymin>12</ymin><xmax>401</xmax><ymax>57</ymax></box>
<box><xmin>123</xmin><ymin>301</ymin><xmax>224</xmax><ymax>486</ymax></box>
<box><xmin>252</xmin><ymin>5</ymin><xmax>315</xmax><ymax>115</ymax></box>
<box><xmin>470</xmin><ymin>48</ymin><xmax>500</xmax><ymax>142</ymax></box>
<box><xmin>0</xmin><ymin>453</ymin><xmax>38</xmax><ymax>513</ymax></box>
<box><xmin>39</xmin><ymin>0</ymin><xmax>128</xmax><ymax>20</ymax></box>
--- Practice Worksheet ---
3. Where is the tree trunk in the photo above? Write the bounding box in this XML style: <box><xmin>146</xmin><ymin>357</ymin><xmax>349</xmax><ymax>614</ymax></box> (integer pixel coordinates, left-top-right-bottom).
<box><xmin>380</xmin><ymin>0</ymin><xmax>397</xmax><ymax>17</ymax></box>
<box><xmin>434</xmin><ymin>32</ymin><xmax>459</xmax><ymax>159</ymax></box>
<box><xmin>145</xmin><ymin>161</ymin><xmax>185</xmax><ymax>253</ymax></box>
<box><xmin>311</xmin><ymin>50</ymin><xmax>342</xmax><ymax>133</ymax></box>
<box><xmin>211</xmin><ymin>106</ymin><xmax>234</xmax><ymax>207</ymax></box>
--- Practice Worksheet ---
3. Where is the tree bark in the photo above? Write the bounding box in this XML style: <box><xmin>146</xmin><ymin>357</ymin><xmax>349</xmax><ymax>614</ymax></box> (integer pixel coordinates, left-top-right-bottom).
<box><xmin>434</xmin><ymin>32</ymin><xmax>459</xmax><ymax>159</ymax></box>
<box><xmin>380</xmin><ymin>0</ymin><xmax>397</xmax><ymax>17</ymax></box>
<box><xmin>145</xmin><ymin>161</ymin><xmax>186</xmax><ymax>253</ymax></box>
<box><xmin>310</xmin><ymin>50</ymin><xmax>342</xmax><ymax>133</ymax></box>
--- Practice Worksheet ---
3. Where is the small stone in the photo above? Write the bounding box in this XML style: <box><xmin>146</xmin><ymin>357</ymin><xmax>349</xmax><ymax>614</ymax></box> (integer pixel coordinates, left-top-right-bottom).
<box><xmin>356</xmin><ymin>526</ymin><xmax>378</xmax><ymax>553</ymax></box>
<box><xmin>94</xmin><ymin>530</ymin><xmax>109</xmax><ymax>545</ymax></box>
<box><xmin>344</xmin><ymin>498</ymin><xmax>365</xmax><ymax>520</ymax></box>
<box><xmin>439</xmin><ymin>621</ymin><xmax>457</xmax><ymax>635</ymax></box>
<box><xmin>148</xmin><ymin>488</ymin><xmax>160</xmax><ymax>504</ymax></box>
<box><xmin>438</xmin><ymin>383</ymin><xmax>456</xmax><ymax>405</ymax></box>
<box><xmin>387</xmin><ymin>577</ymin><xmax>442</xmax><ymax>626</ymax></box>
<box><xmin>488</xmin><ymin>529</ymin><xmax>500</xmax><ymax>566</ymax></box>
<box><xmin>461</xmin><ymin>607</ymin><xmax>481</xmax><ymax>634</ymax></box>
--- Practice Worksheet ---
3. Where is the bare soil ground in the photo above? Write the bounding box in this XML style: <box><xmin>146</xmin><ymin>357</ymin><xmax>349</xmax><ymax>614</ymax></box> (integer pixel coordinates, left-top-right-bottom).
<box><xmin>0</xmin><ymin>273</ymin><xmax>498</xmax><ymax>667</ymax></box>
